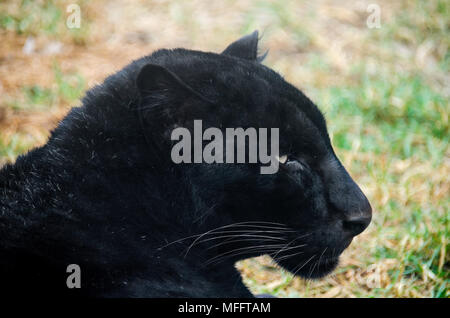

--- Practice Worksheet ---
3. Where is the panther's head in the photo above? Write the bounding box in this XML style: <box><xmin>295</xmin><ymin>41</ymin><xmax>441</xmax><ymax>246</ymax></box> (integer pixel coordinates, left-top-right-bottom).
<box><xmin>137</xmin><ymin>31</ymin><xmax>372</xmax><ymax>279</ymax></box>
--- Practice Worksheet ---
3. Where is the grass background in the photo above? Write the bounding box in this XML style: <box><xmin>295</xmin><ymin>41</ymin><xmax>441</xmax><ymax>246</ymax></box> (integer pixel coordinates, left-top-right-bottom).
<box><xmin>0</xmin><ymin>0</ymin><xmax>448</xmax><ymax>298</ymax></box>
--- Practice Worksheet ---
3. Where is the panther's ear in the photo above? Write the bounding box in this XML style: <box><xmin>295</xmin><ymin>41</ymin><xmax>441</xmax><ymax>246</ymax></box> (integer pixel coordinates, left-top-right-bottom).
<box><xmin>136</xmin><ymin>63</ymin><xmax>213</xmax><ymax>109</ymax></box>
<box><xmin>137</xmin><ymin>64</ymin><xmax>192</xmax><ymax>98</ymax></box>
<box><xmin>222</xmin><ymin>30</ymin><xmax>267</xmax><ymax>62</ymax></box>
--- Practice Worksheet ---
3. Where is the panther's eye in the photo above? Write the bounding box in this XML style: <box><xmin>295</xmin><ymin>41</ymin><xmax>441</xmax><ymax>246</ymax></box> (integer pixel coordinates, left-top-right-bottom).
<box><xmin>277</xmin><ymin>155</ymin><xmax>304</xmax><ymax>171</ymax></box>
<box><xmin>276</xmin><ymin>155</ymin><xmax>288</xmax><ymax>164</ymax></box>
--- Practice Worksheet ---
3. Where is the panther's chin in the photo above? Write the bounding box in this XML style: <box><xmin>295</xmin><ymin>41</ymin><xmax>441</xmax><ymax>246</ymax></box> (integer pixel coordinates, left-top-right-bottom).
<box><xmin>296</xmin><ymin>257</ymin><xmax>339</xmax><ymax>279</ymax></box>
<box><xmin>277</xmin><ymin>256</ymin><xmax>339</xmax><ymax>280</ymax></box>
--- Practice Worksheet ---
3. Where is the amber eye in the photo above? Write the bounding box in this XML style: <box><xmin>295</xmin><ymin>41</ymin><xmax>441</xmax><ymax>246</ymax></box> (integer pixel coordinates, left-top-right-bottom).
<box><xmin>277</xmin><ymin>155</ymin><xmax>304</xmax><ymax>171</ymax></box>
<box><xmin>276</xmin><ymin>155</ymin><xmax>288</xmax><ymax>164</ymax></box>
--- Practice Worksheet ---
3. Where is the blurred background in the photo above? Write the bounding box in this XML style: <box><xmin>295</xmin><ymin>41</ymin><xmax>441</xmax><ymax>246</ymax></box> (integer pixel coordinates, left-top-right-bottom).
<box><xmin>0</xmin><ymin>0</ymin><xmax>448</xmax><ymax>297</ymax></box>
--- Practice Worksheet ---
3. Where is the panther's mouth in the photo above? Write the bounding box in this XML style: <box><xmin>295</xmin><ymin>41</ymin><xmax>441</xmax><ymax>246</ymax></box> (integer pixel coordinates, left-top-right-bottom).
<box><xmin>277</xmin><ymin>255</ymin><xmax>340</xmax><ymax>279</ymax></box>
<box><xmin>274</xmin><ymin>236</ymin><xmax>353</xmax><ymax>279</ymax></box>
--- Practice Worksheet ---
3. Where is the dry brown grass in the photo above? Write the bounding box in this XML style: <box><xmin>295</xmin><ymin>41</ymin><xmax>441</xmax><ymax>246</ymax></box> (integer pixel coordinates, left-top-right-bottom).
<box><xmin>0</xmin><ymin>0</ymin><xmax>448</xmax><ymax>297</ymax></box>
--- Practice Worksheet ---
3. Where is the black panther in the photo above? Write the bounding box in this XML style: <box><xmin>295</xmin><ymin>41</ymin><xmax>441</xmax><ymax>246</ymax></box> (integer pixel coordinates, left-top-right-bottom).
<box><xmin>0</xmin><ymin>31</ymin><xmax>372</xmax><ymax>297</ymax></box>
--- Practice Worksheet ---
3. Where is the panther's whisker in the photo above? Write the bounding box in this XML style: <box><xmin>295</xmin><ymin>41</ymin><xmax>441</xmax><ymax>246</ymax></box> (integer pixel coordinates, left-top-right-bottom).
<box><xmin>159</xmin><ymin>221</ymin><xmax>290</xmax><ymax>251</ymax></box>
<box><xmin>276</xmin><ymin>243</ymin><xmax>308</xmax><ymax>252</ymax></box>
<box><xmin>204</xmin><ymin>243</ymin><xmax>287</xmax><ymax>263</ymax></box>
<box><xmin>308</xmin><ymin>260</ymin><xmax>319</xmax><ymax>278</ymax></box>
<box><xmin>272</xmin><ymin>233</ymin><xmax>312</xmax><ymax>259</ymax></box>
<box><xmin>205</xmin><ymin>229</ymin><xmax>294</xmax><ymax>249</ymax></box>
<box><xmin>272</xmin><ymin>248</ymin><xmax>306</xmax><ymax>262</ymax></box>
<box><xmin>188</xmin><ymin>229</ymin><xmax>293</xmax><ymax>237</ymax></box>
<box><xmin>199</xmin><ymin>229</ymin><xmax>295</xmax><ymax>234</ymax></box>
<box><xmin>190</xmin><ymin>233</ymin><xmax>287</xmax><ymax>249</ymax></box>
<box><xmin>207</xmin><ymin>237</ymin><xmax>284</xmax><ymax>250</ymax></box>
<box><xmin>183</xmin><ymin>229</ymin><xmax>291</xmax><ymax>249</ymax></box>
<box><xmin>220</xmin><ymin>221</ymin><xmax>290</xmax><ymax>226</ymax></box>
<box><xmin>204</xmin><ymin>245</ymin><xmax>285</xmax><ymax>267</ymax></box>
<box><xmin>291</xmin><ymin>254</ymin><xmax>316</xmax><ymax>278</ymax></box>
<box><xmin>224</xmin><ymin>225</ymin><xmax>294</xmax><ymax>231</ymax></box>
<box><xmin>315</xmin><ymin>247</ymin><xmax>328</xmax><ymax>276</ymax></box>
<box><xmin>183</xmin><ymin>222</ymin><xmax>290</xmax><ymax>258</ymax></box>
<box><xmin>204</xmin><ymin>250</ymin><xmax>281</xmax><ymax>267</ymax></box>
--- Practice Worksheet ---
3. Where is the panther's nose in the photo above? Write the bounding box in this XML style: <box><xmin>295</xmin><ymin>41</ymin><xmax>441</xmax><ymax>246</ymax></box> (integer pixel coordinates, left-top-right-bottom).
<box><xmin>343</xmin><ymin>208</ymin><xmax>372</xmax><ymax>236</ymax></box>
<box><xmin>341</xmin><ymin>189</ymin><xmax>372</xmax><ymax>236</ymax></box>
<box><xmin>322</xmin><ymin>157</ymin><xmax>372</xmax><ymax>237</ymax></box>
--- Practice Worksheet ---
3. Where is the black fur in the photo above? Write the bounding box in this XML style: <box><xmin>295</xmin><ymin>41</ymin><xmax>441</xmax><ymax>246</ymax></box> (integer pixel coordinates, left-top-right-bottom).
<box><xmin>0</xmin><ymin>31</ymin><xmax>371</xmax><ymax>297</ymax></box>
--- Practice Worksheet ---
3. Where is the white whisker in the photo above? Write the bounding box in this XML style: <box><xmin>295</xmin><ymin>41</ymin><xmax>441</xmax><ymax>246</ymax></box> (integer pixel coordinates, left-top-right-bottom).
<box><xmin>291</xmin><ymin>254</ymin><xmax>316</xmax><ymax>277</ymax></box>
<box><xmin>183</xmin><ymin>222</ymin><xmax>290</xmax><ymax>258</ymax></box>
<box><xmin>203</xmin><ymin>244</ymin><xmax>287</xmax><ymax>266</ymax></box>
